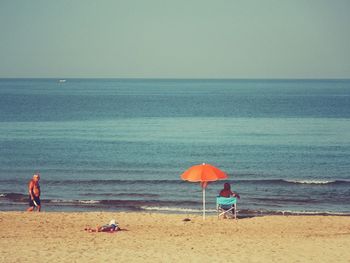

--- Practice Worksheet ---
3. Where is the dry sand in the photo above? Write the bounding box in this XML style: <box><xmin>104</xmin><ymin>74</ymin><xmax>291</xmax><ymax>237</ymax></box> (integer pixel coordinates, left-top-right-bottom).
<box><xmin>0</xmin><ymin>212</ymin><xmax>349</xmax><ymax>263</ymax></box>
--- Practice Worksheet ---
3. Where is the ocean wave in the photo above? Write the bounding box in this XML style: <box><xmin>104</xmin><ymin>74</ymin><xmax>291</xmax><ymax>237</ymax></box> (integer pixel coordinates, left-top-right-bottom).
<box><xmin>138</xmin><ymin>207</ymin><xmax>350</xmax><ymax>216</ymax></box>
<box><xmin>1</xmin><ymin>193</ymin><xmax>349</xmax><ymax>216</ymax></box>
<box><xmin>49</xmin><ymin>199</ymin><xmax>102</xmax><ymax>205</ymax></box>
<box><xmin>272</xmin><ymin>210</ymin><xmax>350</xmax><ymax>216</ymax></box>
<box><xmin>140</xmin><ymin>206</ymin><xmax>216</xmax><ymax>213</ymax></box>
<box><xmin>0</xmin><ymin>192</ymin><xmax>28</xmax><ymax>201</ymax></box>
<box><xmin>234</xmin><ymin>209</ymin><xmax>350</xmax><ymax>216</ymax></box>
<box><xmin>78</xmin><ymin>200</ymin><xmax>101</xmax><ymax>204</ymax></box>
<box><xmin>45</xmin><ymin>198</ymin><xmax>201</xmax><ymax>209</ymax></box>
<box><xmin>0</xmin><ymin>194</ymin><xmax>200</xmax><ymax>207</ymax></box>
<box><xmin>0</xmin><ymin>178</ymin><xmax>183</xmax><ymax>185</ymax></box>
<box><xmin>283</xmin><ymin>179</ymin><xmax>336</xmax><ymax>185</ymax></box>
<box><xmin>49</xmin><ymin>179</ymin><xmax>181</xmax><ymax>185</ymax></box>
<box><xmin>49</xmin><ymin>199</ymin><xmax>75</xmax><ymax>203</ymax></box>
<box><xmin>250</xmin><ymin>197</ymin><xmax>318</xmax><ymax>204</ymax></box>
<box><xmin>236</xmin><ymin>179</ymin><xmax>350</xmax><ymax>186</ymax></box>
<box><xmin>79</xmin><ymin>193</ymin><xmax>160</xmax><ymax>198</ymax></box>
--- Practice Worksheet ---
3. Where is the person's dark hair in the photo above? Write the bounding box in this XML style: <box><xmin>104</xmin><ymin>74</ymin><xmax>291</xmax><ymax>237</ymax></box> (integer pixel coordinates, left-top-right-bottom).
<box><xmin>224</xmin><ymin>182</ymin><xmax>231</xmax><ymax>190</ymax></box>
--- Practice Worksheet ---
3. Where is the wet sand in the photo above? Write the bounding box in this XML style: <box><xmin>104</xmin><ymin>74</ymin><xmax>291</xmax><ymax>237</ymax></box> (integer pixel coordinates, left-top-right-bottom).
<box><xmin>0</xmin><ymin>212</ymin><xmax>349</xmax><ymax>263</ymax></box>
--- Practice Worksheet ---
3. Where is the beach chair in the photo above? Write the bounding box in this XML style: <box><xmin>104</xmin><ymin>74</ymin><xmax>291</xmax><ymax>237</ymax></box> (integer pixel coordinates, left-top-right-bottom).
<box><xmin>216</xmin><ymin>196</ymin><xmax>237</xmax><ymax>219</ymax></box>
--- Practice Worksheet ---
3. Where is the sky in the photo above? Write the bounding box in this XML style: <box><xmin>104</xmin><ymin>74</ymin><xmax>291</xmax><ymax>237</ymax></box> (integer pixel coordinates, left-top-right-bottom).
<box><xmin>0</xmin><ymin>0</ymin><xmax>349</xmax><ymax>78</ymax></box>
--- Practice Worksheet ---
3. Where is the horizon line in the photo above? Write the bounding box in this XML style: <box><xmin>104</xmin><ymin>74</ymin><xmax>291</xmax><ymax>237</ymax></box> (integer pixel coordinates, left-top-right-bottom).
<box><xmin>1</xmin><ymin>77</ymin><xmax>350</xmax><ymax>81</ymax></box>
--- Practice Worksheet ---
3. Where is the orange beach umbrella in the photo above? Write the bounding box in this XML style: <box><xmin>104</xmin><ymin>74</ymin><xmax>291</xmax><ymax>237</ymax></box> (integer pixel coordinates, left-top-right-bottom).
<box><xmin>181</xmin><ymin>163</ymin><xmax>228</xmax><ymax>219</ymax></box>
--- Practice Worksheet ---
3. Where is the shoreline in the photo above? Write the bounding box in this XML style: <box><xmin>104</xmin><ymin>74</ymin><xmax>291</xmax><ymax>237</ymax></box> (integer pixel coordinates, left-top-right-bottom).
<box><xmin>2</xmin><ymin>177</ymin><xmax>350</xmax><ymax>216</ymax></box>
<box><xmin>1</xmin><ymin>212</ymin><xmax>349</xmax><ymax>262</ymax></box>
<box><xmin>1</xmin><ymin>197</ymin><xmax>350</xmax><ymax>217</ymax></box>
<box><xmin>1</xmin><ymin>205</ymin><xmax>350</xmax><ymax>217</ymax></box>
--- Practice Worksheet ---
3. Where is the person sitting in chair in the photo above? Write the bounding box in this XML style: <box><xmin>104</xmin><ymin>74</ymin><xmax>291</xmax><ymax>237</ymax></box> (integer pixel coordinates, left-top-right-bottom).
<box><xmin>219</xmin><ymin>182</ymin><xmax>240</xmax><ymax>199</ymax></box>
<box><xmin>218</xmin><ymin>183</ymin><xmax>240</xmax><ymax>219</ymax></box>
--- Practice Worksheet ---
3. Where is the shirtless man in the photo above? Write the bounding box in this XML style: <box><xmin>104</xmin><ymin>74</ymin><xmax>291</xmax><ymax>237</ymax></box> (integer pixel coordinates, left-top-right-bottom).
<box><xmin>27</xmin><ymin>173</ymin><xmax>41</xmax><ymax>212</ymax></box>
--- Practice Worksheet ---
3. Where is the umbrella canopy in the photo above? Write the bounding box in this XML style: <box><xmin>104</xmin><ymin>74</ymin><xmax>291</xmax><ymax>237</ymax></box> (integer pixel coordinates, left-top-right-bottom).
<box><xmin>181</xmin><ymin>163</ymin><xmax>228</xmax><ymax>182</ymax></box>
<box><xmin>181</xmin><ymin>163</ymin><xmax>228</xmax><ymax>219</ymax></box>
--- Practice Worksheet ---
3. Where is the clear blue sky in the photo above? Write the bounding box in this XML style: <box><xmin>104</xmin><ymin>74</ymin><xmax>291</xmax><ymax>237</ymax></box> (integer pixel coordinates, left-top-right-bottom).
<box><xmin>1</xmin><ymin>0</ymin><xmax>349</xmax><ymax>78</ymax></box>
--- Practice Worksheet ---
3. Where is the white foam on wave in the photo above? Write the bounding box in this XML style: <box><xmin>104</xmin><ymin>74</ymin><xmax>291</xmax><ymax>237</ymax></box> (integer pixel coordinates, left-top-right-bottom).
<box><xmin>78</xmin><ymin>200</ymin><xmax>100</xmax><ymax>204</ymax></box>
<box><xmin>277</xmin><ymin>210</ymin><xmax>350</xmax><ymax>216</ymax></box>
<box><xmin>0</xmin><ymin>194</ymin><xmax>5</xmax><ymax>197</ymax></box>
<box><xmin>284</xmin><ymin>179</ymin><xmax>335</xmax><ymax>185</ymax></box>
<box><xmin>49</xmin><ymin>199</ymin><xmax>100</xmax><ymax>204</ymax></box>
<box><xmin>49</xmin><ymin>199</ymin><xmax>75</xmax><ymax>203</ymax></box>
<box><xmin>141</xmin><ymin>206</ymin><xmax>217</xmax><ymax>213</ymax></box>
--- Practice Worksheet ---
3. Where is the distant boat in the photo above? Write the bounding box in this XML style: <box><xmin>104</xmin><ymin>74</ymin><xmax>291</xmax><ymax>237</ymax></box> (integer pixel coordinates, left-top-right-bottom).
<box><xmin>58</xmin><ymin>79</ymin><xmax>66</xmax><ymax>83</ymax></box>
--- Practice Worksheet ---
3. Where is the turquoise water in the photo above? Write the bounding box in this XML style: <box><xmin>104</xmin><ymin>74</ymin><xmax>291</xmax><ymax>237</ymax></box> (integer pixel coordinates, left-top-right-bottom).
<box><xmin>0</xmin><ymin>79</ymin><xmax>349</xmax><ymax>214</ymax></box>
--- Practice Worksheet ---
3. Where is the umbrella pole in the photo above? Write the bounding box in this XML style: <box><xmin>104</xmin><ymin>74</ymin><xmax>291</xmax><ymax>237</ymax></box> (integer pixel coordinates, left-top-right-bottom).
<box><xmin>203</xmin><ymin>187</ymin><xmax>206</xmax><ymax>220</ymax></box>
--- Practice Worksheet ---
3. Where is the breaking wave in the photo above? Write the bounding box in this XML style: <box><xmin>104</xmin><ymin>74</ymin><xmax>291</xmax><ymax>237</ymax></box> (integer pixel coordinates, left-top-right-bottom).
<box><xmin>283</xmin><ymin>179</ymin><xmax>337</xmax><ymax>185</ymax></box>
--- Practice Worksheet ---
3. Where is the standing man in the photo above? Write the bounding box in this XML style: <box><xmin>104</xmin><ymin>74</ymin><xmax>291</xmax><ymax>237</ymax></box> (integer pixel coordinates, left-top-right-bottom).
<box><xmin>27</xmin><ymin>173</ymin><xmax>41</xmax><ymax>212</ymax></box>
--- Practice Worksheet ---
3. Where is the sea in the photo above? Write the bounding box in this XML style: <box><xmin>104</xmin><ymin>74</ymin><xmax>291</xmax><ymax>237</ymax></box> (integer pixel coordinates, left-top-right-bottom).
<box><xmin>0</xmin><ymin>78</ymin><xmax>349</xmax><ymax>216</ymax></box>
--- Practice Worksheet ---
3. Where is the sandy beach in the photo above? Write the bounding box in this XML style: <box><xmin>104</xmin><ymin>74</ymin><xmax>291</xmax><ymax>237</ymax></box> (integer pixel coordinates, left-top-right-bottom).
<box><xmin>0</xmin><ymin>212</ymin><xmax>349</xmax><ymax>263</ymax></box>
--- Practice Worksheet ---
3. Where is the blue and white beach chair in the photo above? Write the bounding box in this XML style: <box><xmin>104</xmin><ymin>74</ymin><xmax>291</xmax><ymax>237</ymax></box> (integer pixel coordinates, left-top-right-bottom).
<box><xmin>216</xmin><ymin>196</ymin><xmax>237</xmax><ymax>219</ymax></box>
